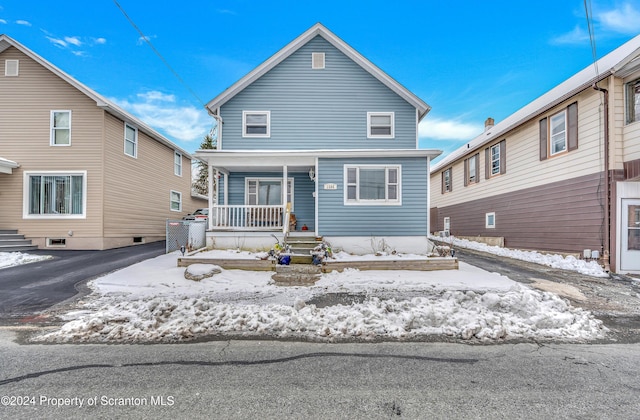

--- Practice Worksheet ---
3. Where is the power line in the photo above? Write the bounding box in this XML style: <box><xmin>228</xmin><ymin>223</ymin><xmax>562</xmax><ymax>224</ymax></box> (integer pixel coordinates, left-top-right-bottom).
<box><xmin>584</xmin><ymin>0</ymin><xmax>599</xmax><ymax>77</ymax></box>
<box><xmin>112</xmin><ymin>0</ymin><xmax>206</xmax><ymax>107</ymax></box>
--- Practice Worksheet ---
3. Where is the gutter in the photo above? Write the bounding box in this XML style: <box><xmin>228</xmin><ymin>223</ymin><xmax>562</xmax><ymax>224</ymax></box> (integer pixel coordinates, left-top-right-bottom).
<box><xmin>592</xmin><ymin>82</ymin><xmax>611</xmax><ymax>272</ymax></box>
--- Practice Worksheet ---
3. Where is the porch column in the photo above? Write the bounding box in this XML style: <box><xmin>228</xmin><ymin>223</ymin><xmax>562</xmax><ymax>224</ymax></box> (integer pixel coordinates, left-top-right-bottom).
<box><xmin>282</xmin><ymin>165</ymin><xmax>288</xmax><ymax>228</ymax></box>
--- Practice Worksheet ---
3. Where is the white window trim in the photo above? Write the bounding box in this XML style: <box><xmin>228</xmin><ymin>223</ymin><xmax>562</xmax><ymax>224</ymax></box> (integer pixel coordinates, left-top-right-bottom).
<box><xmin>485</xmin><ymin>212</ymin><xmax>496</xmax><ymax>229</ymax></box>
<box><xmin>50</xmin><ymin>110</ymin><xmax>71</xmax><ymax>146</ymax></box>
<box><xmin>625</xmin><ymin>78</ymin><xmax>640</xmax><ymax>125</ymax></box>
<box><xmin>23</xmin><ymin>170</ymin><xmax>87</xmax><ymax>219</ymax></box>
<box><xmin>174</xmin><ymin>151</ymin><xmax>182</xmax><ymax>176</ymax></box>
<box><xmin>443</xmin><ymin>216</ymin><xmax>451</xmax><ymax>234</ymax></box>
<box><xmin>443</xmin><ymin>168</ymin><xmax>452</xmax><ymax>193</ymax></box>
<box><xmin>242</xmin><ymin>111</ymin><xmax>271</xmax><ymax>138</ymax></box>
<box><xmin>245</xmin><ymin>177</ymin><xmax>294</xmax><ymax>209</ymax></box>
<box><xmin>170</xmin><ymin>190</ymin><xmax>182</xmax><ymax>212</ymax></box>
<box><xmin>367</xmin><ymin>112</ymin><xmax>395</xmax><ymax>139</ymax></box>
<box><xmin>490</xmin><ymin>144</ymin><xmax>501</xmax><ymax>176</ymax></box>
<box><xmin>5</xmin><ymin>59</ymin><xmax>19</xmax><ymax>76</ymax></box>
<box><xmin>344</xmin><ymin>164</ymin><xmax>402</xmax><ymax>206</ymax></box>
<box><xmin>124</xmin><ymin>123</ymin><xmax>138</xmax><ymax>158</ymax></box>
<box><xmin>549</xmin><ymin>110</ymin><xmax>567</xmax><ymax>156</ymax></box>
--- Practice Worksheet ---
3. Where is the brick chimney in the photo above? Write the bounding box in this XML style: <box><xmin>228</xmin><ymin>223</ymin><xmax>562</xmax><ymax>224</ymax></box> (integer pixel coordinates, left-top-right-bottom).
<box><xmin>485</xmin><ymin>117</ymin><xmax>494</xmax><ymax>131</ymax></box>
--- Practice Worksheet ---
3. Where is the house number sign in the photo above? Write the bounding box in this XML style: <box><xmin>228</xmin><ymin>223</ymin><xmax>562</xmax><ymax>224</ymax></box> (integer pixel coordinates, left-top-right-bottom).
<box><xmin>323</xmin><ymin>183</ymin><xmax>337</xmax><ymax>190</ymax></box>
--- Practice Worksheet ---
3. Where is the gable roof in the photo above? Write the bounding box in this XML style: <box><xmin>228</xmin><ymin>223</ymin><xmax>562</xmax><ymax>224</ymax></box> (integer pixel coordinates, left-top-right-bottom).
<box><xmin>206</xmin><ymin>23</ymin><xmax>431</xmax><ymax>120</ymax></box>
<box><xmin>431</xmin><ymin>33</ymin><xmax>640</xmax><ymax>173</ymax></box>
<box><xmin>0</xmin><ymin>34</ymin><xmax>193</xmax><ymax>159</ymax></box>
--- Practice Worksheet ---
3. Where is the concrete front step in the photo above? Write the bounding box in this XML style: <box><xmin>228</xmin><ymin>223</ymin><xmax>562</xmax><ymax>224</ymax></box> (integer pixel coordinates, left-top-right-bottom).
<box><xmin>0</xmin><ymin>244</ymin><xmax>39</xmax><ymax>252</ymax></box>
<box><xmin>0</xmin><ymin>230</ymin><xmax>38</xmax><ymax>252</ymax></box>
<box><xmin>0</xmin><ymin>229</ymin><xmax>18</xmax><ymax>235</ymax></box>
<box><xmin>272</xmin><ymin>264</ymin><xmax>322</xmax><ymax>286</ymax></box>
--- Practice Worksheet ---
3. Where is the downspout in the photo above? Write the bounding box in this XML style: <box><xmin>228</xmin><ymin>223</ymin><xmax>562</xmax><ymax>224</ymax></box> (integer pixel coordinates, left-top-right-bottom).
<box><xmin>593</xmin><ymin>82</ymin><xmax>611</xmax><ymax>272</ymax></box>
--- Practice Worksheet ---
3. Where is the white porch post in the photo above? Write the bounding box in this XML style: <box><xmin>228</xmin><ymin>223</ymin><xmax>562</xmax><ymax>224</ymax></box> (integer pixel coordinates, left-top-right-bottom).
<box><xmin>282</xmin><ymin>165</ymin><xmax>288</xmax><ymax>228</ymax></box>
<box><xmin>207</xmin><ymin>164</ymin><xmax>214</xmax><ymax>230</ymax></box>
<box><xmin>223</xmin><ymin>172</ymin><xmax>229</xmax><ymax>205</ymax></box>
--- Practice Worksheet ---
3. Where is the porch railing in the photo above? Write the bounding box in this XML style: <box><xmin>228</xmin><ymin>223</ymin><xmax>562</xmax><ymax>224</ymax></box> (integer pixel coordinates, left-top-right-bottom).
<box><xmin>210</xmin><ymin>205</ymin><xmax>284</xmax><ymax>230</ymax></box>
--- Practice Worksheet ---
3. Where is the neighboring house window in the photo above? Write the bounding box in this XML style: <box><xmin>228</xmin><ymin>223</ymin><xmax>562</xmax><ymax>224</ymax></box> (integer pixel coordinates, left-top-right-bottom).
<box><xmin>443</xmin><ymin>216</ymin><xmax>451</xmax><ymax>234</ymax></box>
<box><xmin>243</xmin><ymin>111</ymin><xmax>270</xmax><ymax>137</ymax></box>
<box><xmin>367</xmin><ymin>112</ymin><xmax>394</xmax><ymax>138</ymax></box>
<box><xmin>540</xmin><ymin>102</ymin><xmax>578</xmax><ymax>160</ymax></box>
<box><xmin>345</xmin><ymin>165</ymin><xmax>401</xmax><ymax>205</ymax></box>
<box><xmin>24</xmin><ymin>171</ymin><xmax>86</xmax><ymax>218</ymax></box>
<box><xmin>246</xmin><ymin>178</ymin><xmax>293</xmax><ymax>207</ymax></box>
<box><xmin>485</xmin><ymin>140</ymin><xmax>506</xmax><ymax>178</ymax></box>
<box><xmin>5</xmin><ymin>59</ymin><xmax>19</xmax><ymax>76</ymax></box>
<box><xmin>312</xmin><ymin>52</ymin><xmax>325</xmax><ymax>69</ymax></box>
<box><xmin>441</xmin><ymin>167</ymin><xmax>452</xmax><ymax>193</ymax></box>
<box><xmin>486</xmin><ymin>212</ymin><xmax>496</xmax><ymax>229</ymax></box>
<box><xmin>464</xmin><ymin>153</ymin><xmax>479</xmax><ymax>186</ymax></box>
<box><xmin>170</xmin><ymin>190</ymin><xmax>182</xmax><ymax>212</ymax></box>
<box><xmin>626</xmin><ymin>78</ymin><xmax>640</xmax><ymax>124</ymax></box>
<box><xmin>124</xmin><ymin>124</ymin><xmax>138</xmax><ymax>158</ymax></box>
<box><xmin>50</xmin><ymin>111</ymin><xmax>71</xmax><ymax>146</ymax></box>
<box><xmin>174</xmin><ymin>151</ymin><xmax>182</xmax><ymax>176</ymax></box>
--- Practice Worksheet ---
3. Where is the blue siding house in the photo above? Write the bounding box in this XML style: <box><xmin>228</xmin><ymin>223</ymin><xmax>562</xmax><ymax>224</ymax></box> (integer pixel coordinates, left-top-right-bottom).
<box><xmin>196</xmin><ymin>23</ymin><xmax>441</xmax><ymax>253</ymax></box>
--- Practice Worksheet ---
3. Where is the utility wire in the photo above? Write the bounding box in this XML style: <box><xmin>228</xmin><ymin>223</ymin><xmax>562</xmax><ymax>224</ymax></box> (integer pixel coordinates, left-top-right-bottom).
<box><xmin>584</xmin><ymin>0</ymin><xmax>599</xmax><ymax>78</ymax></box>
<box><xmin>112</xmin><ymin>0</ymin><xmax>206</xmax><ymax>108</ymax></box>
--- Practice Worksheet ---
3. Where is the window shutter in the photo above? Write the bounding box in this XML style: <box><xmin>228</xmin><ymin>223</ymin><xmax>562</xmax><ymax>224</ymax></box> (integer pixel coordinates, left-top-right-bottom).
<box><xmin>485</xmin><ymin>148</ymin><xmax>490</xmax><ymax>179</ymax></box>
<box><xmin>539</xmin><ymin>118</ymin><xmax>548</xmax><ymax>161</ymax></box>
<box><xmin>463</xmin><ymin>159</ymin><xmax>469</xmax><ymax>186</ymax></box>
<box><xmin>474</xmin><ymin>153</ymin><xmax>480</xmax><ymax>182</ymax></box>
<box><xmin>441</xmin><ymin>171</ymin><xmax>445</xmax><ymax>194</ymax></box>
<box><xmin>567</xmin><ymin>102</ymin><xmax>578</xmax><ymax>151</ymax></box>
<box><xmin>499</xmin><ymin>140</ymin><xmax>506</xmax><ymax>174</ymax></box>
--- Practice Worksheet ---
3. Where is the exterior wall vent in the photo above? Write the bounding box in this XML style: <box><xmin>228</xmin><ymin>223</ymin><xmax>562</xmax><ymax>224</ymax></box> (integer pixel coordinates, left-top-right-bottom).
<box><xmin>5</xmin><ymin>59</ymin><xmax>19</xmax><ymax>77</ymax></box>
<box><xmin>312</xmin><ymin>53</ymin><xmax>325</xmax><ymax>69</ymax></box>
<box><xmin>47</xmin><ymin>238</ymin><xmax>66</xmax><ymax>247</ymax></box>
<box><xmin>133</xmin><ymin>236</ymin><xmax>144</xmax><ymax>243</ymax></box>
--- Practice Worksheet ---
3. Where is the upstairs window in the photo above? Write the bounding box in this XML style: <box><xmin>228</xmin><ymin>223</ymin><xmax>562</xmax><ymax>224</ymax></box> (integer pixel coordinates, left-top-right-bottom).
<box><xmin>367</xmin><ymin>112</ymin><xmax>394</xmax><ymax>138</ymax></box>
<box><xmin>174</xmin><ymin>151</ymin><xmax>182</xmax><ymax>176</ymax></box>
<box><xmin>5</xmin><ymin>59</ymin><xmax>19</xmax><ymax>76</ymax></box>
<box><xmin>626</xmin><ymin>78</ymin><xmax>640</xmax><ymax>124</ymax></box>
<box><xmin>464</xmin><ymin>153</ymin><xmax>479</xmax><ymax>186</ymax></box>
<box><xmin>539</xmin><ymin>102</ymin><xmax>578</xmax><ymax>160</ymax></box>
<box><xmin>345</xmin><ymin>165</ymin><xmax>401</xmax><ymax>205</ymax></box>
<box><xmin>312</xmin><ymin>52</ymin><xmax>325</xmax><ymax>69</ymax></box>
<box><xmin>485</xmin><ymin>140</ymin><xmax>506</xmax><ymax>178</ymax></box>
<box><xmin>243</xmin><ymin>111</ymin><xmax>270</xmax><ymax>137</ymax></box>
<box><xmin>124</xmin><ymin>124</ymin><xmax>138</xmax><ymax>158</ymax></box>
<box><xmin>441</xmin><ymin>167</ymin><xmax>452</xmax><ymax>193</ymax></box>
<box><xmin>50</xmin><ymin>111</ymin><xmax>71</xmax><ymax>146</ymax></box>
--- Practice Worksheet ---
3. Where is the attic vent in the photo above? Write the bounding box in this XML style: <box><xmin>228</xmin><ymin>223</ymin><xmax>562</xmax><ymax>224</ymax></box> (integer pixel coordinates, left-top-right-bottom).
<box><xmin>312</xmin><ymin>52</ymin><xmax>325</xmax><ymax>69</ymax></box>
<box><xmin>5</xmin><ymin>59</ymin><xmax>19</xmax><ymax>77</ymax></box>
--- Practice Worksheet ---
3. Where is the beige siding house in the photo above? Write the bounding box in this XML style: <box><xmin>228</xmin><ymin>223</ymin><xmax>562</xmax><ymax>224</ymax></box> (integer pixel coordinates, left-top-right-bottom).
<box><xmin>0</xmin><ymin>34</ymin><xmax>203</xmax><ymax>250</ymax></box>
<box><xmin>430</xmin><ymin>34</ymin><xmax>640</xmax><ymax>274</ymax></box>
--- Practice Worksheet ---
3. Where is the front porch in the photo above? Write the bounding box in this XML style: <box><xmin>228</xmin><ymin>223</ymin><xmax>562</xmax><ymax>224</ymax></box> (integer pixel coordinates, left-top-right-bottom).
<box><xmin>209</xmin><ymin>204</ymin><xmax>292</xmax><ymax>231</ymax></box>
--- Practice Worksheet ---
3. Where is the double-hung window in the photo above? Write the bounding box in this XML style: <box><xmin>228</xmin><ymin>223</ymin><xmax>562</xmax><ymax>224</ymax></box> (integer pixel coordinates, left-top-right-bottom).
<box><xmin>626</xmin><ymin>78</ymin><xmax>640</xmax><ymax>124</ymax></box>
<box><xmin>174</xmin><ymin>151</ymin><xmax>182</xmax><ymax>176</ymax></box>
<box><xmin>125</xmin><ymin>124</ymin><xmax>138</xmax><ymax>158</ymax></box>
<box><xmin>345</xmin><ymin>165</ymin><xmax>401</xmax><ymax>205</ymax></box>
<box><xmin>549</xmin><ymin>110</ymin><xmax>567</xmax><ymax>155</ymax></box>
<box><xmin>170</xmin><ymin>190</ymin><xmax>182</xmax><ymax>212</ymax></box>
<box><xmin>243</xmin><ymin>111</ymin><xmax>270</xmax><ymax>137</ymax></box>
<box><xmin>464</xmin><ymin>154</ymin><xmax>479</xmax><ymax>186</ymax></box>
<box><xmin>367</xmin><ymin>112</ymin><xmax>394</xmax><ymax>138</ymax></box>
<box><xmin>490</xmin><ymin>144</ymin><xmax>501</xmax><ymax>175</ymax></box>
<box><xmin>25</xmin><ymin>171</ymin><xmax>86</xmax><ymax>218</ymax></box>
<box><xmin>51</xmin><ymin>111</ymin><xmax>71</xmax><ymax>146</ymax></box>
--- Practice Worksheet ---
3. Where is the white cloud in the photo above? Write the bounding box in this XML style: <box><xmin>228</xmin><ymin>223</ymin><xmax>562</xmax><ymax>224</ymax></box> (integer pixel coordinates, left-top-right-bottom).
<box><xmin>46</xmin><ymin>36</ymin><xmax>67</xmax><ymax>48</ymax></box>
<box><xmin>112</xmin><ymin>92</ymin><xmax>211</xmax><ymax>143</ymax></box>
<box><xmin>598</xmin><ymin>2</ymin><xmax>640</xmax><ymax>34</ymax></box>
<box><xmin>137</xmin><ymin>35</ymin><xmax>157</xmax><ymax>46</ymax></box>
<box><xmin>64</xmin><ymin>36</ymin><xmax>82</xmax><ymax>47</ymax></box>
<box><xmin>418</xmin><ymin>117</ymin><xmax>482</xmax><ymax>141</ymax></box>
<box><xmin>15</xmin><ymin>20</ymin><xmax>31</xmax><ymax>26</ymax></box>
<box><xmin>550</xmin><ymin>25</ymin><xmax>590</xmax><ymax>45</ymax></box>
<box><xmin>93</xmin><ymin>37</ymin><xmax>107</xmax><ymax>45</ymax></box>
<box><xmin>0</xmin><ymin>19</ymin><xmax>7</xmax><ymax>24</ymax></box>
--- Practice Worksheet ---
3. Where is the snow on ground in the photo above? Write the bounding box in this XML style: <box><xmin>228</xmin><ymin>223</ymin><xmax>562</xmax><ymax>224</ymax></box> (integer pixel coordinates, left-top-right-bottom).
<box><xmin>429</xmin><ymin>235</ymin><xmax>609</xmax><ymax>277</ymax></box>
<box><xmin>32</xmin><ymin>250</ymin><xmax>606</xmax><ymax>344</ymax></box>
<box><xmin>0</xmin><ymin>252</ymin><xmax>52</xmax><ymax>269</ymax></box>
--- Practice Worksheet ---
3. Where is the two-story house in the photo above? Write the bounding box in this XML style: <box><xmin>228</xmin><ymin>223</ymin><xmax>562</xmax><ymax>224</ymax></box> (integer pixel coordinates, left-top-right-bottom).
<box><xmin>195</xmin><ymin>23</ymin><xmax>441</xmax><ymax>254</ymax></box>
<box><xmin>0</xmin><ymin>34</ymin><xmax>203</xmax><ymax>250</ymax></box>
<box><xmin>430</xmin><ymin>34</ymin><xmax>640</xmax><ymax>274</ymax></box>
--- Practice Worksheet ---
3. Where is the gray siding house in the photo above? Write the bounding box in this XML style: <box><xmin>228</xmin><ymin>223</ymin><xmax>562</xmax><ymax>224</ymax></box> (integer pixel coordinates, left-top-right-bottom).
<box><xmin>196</xmin><ymin>23</ymin><xmax>441</xmax><ymax>253</ymax></box>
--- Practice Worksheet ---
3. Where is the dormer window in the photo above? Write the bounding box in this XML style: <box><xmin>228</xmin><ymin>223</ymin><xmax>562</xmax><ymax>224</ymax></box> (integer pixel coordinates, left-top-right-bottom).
<box><xmin>312</xmin><ymin>52</ymin><xmax>325</xmax><ymax>69</ymax></box>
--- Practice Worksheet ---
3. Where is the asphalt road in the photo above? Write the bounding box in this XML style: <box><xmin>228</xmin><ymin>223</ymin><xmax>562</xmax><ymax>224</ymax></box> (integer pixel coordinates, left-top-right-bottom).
<box><xmin>0</xmin><ymin>241</ymin><xmax>165</xmax><ymax>321</ymax></box>
<box><xmin>1</xmin><ymin>334</ymin><xmax>639</xmax><ymax>419</ymax></box>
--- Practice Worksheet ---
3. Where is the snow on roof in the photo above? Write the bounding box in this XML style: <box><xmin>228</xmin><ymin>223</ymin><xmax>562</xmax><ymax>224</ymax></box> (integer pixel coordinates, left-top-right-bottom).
<box><xmin>431</xmin><ymin>34</ymin><xmax>640</xmax><ymax>173</ymax></box>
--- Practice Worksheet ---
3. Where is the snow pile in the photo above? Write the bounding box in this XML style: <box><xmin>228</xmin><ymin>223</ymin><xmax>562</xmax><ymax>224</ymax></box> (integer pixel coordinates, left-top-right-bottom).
<box><xmin>431</xmin><ymin>235</ymin><xmax>609</xmax><ymax>277</ymax></box>
<box><xmin>32</xmin><ymin>253</ymin><xmax>606</xmax><ymax>344</ymax></box>
<box><xmin>0</xmin><ymin>252</ymin><xmax>52</xmax><ymax>269</ymax></box>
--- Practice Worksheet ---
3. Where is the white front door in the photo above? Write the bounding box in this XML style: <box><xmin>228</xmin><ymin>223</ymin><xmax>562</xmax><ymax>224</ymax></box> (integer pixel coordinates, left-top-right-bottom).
<box><xmin>620</xmin><ymin>199</ymin><xmax>640</xmax><ymax>272</ymax></box>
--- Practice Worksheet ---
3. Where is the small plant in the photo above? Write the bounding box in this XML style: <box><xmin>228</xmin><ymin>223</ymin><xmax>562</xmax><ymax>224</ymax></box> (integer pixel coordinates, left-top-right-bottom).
<box><xmin>370</xmin><ymin>236</ymin><xmax>395</xmax><ymax>256</ymax></box>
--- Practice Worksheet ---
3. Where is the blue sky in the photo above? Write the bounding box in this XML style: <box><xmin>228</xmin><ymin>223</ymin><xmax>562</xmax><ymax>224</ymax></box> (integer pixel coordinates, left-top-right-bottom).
<box><xmin>1</xmin><ymin>1</ymin><xmax>639</xmax><ymax>160</ymax></box>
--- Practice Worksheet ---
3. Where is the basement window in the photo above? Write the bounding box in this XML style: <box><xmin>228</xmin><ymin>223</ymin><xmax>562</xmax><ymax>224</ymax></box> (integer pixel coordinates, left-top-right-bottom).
<box><xmin>47</xmin><ymin>238</ymin><xmax>67</xmax><ymax>247</ymax></box>
<box><xmin>133</xmin><ymin>237</ymin><xmax>144</xmax><ymax>243</ymax></box>
<box><xmin>485</xmin><ymin>212</ymin><xmax>496</xmax><ymax>229</ymax></box>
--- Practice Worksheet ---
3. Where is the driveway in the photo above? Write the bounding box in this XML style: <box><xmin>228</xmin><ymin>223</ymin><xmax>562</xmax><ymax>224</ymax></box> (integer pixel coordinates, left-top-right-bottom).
<box><xmin>454</xmin><ymin>246</ymin><xmax>640</xmax><ymax>342</ymax></box>
<box><xmin>0</xmin><ymin>241</ymin><xmax>165</xmax><ymax>323</ymax></box>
